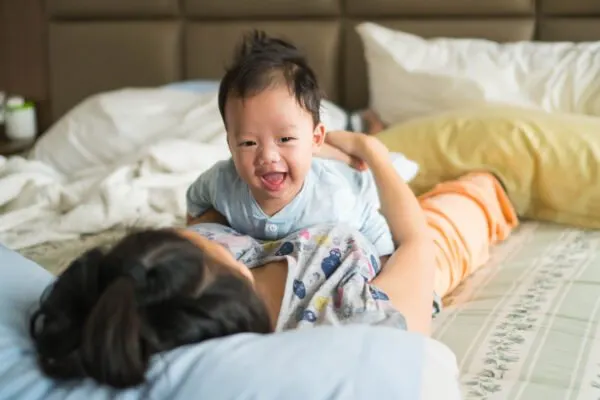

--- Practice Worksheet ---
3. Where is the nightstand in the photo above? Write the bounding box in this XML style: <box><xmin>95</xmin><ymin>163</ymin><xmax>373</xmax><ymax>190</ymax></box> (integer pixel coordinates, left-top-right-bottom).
<box><xmin>0</xmin><ymin>124</ymin><xmax>35</xmax><ymax>156</ymax></box>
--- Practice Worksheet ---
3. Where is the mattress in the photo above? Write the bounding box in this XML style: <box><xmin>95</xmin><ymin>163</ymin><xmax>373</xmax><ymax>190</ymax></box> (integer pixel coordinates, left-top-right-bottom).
<box><xmin>17</xmin><ymin>221</ymin><xmax>600</xmax><ymax>399</ymax></box>
<box><xmin>433</xmin><ymin>221</ymin><xmax>600</xmax><ymax>399</ymax></box>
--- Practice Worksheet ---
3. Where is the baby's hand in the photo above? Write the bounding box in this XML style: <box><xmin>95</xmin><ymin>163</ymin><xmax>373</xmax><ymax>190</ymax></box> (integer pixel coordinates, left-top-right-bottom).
<box><xmin>325</xmin><ymin>130</ymin><xmax>389</xmax><ymax>164</ymax></box>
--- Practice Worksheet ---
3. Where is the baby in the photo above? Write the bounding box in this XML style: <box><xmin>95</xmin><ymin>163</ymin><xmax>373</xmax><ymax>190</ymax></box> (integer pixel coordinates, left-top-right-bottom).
<box><xmin>186</xmin><ymin>31</ymin><xmax>402</xmax><ymax>258</ymax></box>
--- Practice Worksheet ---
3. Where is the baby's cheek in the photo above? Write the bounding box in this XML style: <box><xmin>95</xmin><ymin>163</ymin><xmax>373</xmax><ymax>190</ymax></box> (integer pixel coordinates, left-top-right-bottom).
<box><xmin>232</xmin><ymin>154</ymin><xmax>253</xmax><ymax>173</ymax></box>
<box><xmin>287</xmin><ymin>154</ymin><xmax>312</xmax><ymax>178</ymax></box>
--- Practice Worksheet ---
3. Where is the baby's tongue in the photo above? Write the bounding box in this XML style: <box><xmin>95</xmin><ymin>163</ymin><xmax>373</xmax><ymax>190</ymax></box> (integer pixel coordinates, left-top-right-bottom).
<box><xmin>263</xmin><ymin>172</ymin><xmax>285</xmax><ymax>185</ymax></box>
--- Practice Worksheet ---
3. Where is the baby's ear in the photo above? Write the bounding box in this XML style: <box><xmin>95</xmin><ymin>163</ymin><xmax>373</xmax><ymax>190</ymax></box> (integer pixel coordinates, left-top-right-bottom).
<box><xmin>311</xmin><ymin>123</ymin><xmax>327</xmax><ymax>153</ymax></box>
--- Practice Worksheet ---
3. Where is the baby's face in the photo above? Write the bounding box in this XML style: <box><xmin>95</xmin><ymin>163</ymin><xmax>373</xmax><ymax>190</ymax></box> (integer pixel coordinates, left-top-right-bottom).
<box><xmin>224</xmin><ymin>85</ymin><xmax>325</xmax><ymax>214</ymax></box>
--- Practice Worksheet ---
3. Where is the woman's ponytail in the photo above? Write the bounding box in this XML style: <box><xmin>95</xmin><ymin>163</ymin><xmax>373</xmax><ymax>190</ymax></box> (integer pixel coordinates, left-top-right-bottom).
<box><xmin>80</xmin><ymin>277</ymin><xmax>149</xmax><ymax>388</ymax></box>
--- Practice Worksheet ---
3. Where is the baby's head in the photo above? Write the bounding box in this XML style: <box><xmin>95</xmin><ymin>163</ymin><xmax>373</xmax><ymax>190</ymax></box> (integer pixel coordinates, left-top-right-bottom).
<box><xmin>218</xmin><ymin>31</ymin><xmax>325</xmax><ymax>210</ymax></box>
<box><xmin>30</xmin><ymin>229</ymin><xmax>271</xmax><ymax>389</ymax></box>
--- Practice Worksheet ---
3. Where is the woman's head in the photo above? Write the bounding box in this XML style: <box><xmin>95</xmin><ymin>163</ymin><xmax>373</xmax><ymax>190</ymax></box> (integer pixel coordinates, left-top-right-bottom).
<box><xmin>30</xmin><ymin>229</ymin><xmax>272</xmax><ymax>389</ymax></box>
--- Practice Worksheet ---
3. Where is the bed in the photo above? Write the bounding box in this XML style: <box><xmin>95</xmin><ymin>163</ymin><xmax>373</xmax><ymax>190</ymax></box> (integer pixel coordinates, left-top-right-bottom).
<box><xmin>17</xmin><ymin>222</ymin><xmax>600</xmax><ymax>399</ymax></box>
<box><xmin>4</xmin><ymin>0</ymin><xmax>600</xmax><ymax>399</ymax></box>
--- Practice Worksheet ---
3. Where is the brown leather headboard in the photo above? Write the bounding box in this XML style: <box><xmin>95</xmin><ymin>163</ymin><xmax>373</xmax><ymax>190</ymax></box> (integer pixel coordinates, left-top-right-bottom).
<box><xmin>4</xmin><ymin>0</ymin><xmax>600</xmax><ymax>131</ymax></box>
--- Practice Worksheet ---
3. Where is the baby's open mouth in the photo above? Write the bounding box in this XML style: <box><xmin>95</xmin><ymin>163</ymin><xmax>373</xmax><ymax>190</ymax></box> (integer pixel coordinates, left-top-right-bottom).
<box><xmin>260</xmin><ymin>172</ymin><xmax>287</xmax><ymax>191</ymax></box>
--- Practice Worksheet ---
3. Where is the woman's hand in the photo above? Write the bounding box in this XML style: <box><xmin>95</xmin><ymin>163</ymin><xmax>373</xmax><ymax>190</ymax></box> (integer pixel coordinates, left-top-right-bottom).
<box><xmin>325</xmin><ymin>130</ymin><xmax>389</xmax><ymax>166</ymax></box>
<box><xmin>316</xmin><ymin>141</ymin><xmax>368</xmax><ymax>171</ymax></box>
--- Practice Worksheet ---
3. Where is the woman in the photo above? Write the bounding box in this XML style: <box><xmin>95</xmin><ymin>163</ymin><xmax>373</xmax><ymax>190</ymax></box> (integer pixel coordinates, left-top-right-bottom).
<box><xmin>30</xmin><ymin>131</ymin><xmax>517</xmax><ymax>389</ymax></box>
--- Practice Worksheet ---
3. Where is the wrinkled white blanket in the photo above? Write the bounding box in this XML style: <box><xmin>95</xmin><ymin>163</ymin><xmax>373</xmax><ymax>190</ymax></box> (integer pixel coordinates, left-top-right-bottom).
<box><xmin>0</xmin><ymin>139</ymin><xmax>232</xmax><ymax>249</ymax></box>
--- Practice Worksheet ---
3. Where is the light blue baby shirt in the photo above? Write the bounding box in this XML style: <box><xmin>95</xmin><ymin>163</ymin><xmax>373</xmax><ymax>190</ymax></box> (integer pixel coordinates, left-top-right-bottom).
<box><xmin>186</xmin><ymin>158</ymin><xmax>395</xmax><ymax>256</ymax></box>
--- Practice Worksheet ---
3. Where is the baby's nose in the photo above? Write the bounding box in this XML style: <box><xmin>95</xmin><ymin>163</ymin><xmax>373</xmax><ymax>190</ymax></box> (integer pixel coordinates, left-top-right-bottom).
<box><xmin>257</xmin><ymin>147</ymin><xmax>281</xmax><ymax>164</ymax></box>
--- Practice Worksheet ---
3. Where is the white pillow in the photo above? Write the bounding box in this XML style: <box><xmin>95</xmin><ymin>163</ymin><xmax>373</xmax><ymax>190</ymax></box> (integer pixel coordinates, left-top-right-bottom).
<box><xmin>356</xmin><ymin>22</ymin><xmax>600</xmax><ymax>124</ymax></box>
<box><xmin>320</xmin><ymin>100</ymin><xmax>349</xmax><ymax>131</ymax></box>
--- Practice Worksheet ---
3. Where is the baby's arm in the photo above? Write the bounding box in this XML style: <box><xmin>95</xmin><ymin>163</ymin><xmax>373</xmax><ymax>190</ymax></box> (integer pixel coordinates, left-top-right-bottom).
<box><xmin>186</xmin><ymin>208</ymin><xmax>229</xmax><ymax>226</ymax></box>
<box><xmin>186</xmin><ymin>162</ymin><xmax>230</xmax><ymax>227</ymax></box>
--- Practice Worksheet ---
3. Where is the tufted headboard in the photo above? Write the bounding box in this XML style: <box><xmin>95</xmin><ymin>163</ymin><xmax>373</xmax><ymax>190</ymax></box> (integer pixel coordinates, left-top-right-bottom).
<box><xmin>3</xmin><ymin>0</ymin><xmax>600</xmax><ymax>130</ymax></box>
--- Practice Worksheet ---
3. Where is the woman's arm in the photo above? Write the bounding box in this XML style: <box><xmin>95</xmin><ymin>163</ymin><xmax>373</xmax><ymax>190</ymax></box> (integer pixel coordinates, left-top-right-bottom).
<box><xmin>325</xmin><ymin>131</ymin><xmax>435</xmax><ymax>336</ymax></box>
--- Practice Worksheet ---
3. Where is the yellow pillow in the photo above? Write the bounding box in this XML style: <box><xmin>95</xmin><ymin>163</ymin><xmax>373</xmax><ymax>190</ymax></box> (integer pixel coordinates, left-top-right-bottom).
<box><xmin>375</xmin><ymin>105</ymin><xmax>600</xmax><ymax>229</ymax></box>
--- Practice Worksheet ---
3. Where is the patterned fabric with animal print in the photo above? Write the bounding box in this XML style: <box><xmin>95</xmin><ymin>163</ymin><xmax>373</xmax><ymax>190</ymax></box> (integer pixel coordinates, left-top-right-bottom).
<box><xmin>187</xmin><ymin>223</ymin><xmax>408</xmax><ymax>331</ymax></box>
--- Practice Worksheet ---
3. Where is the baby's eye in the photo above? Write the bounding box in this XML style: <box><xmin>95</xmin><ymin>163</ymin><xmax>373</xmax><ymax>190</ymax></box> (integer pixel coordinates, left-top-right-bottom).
<box><xmin>238</xmin><ymin>141</ymin><xmax>256</xmax><ymax>147</ymax></box>
<box><xmin>279</xmin><ymin>137</ymin><xmax>296</xmax><ymax>144</ymax></box>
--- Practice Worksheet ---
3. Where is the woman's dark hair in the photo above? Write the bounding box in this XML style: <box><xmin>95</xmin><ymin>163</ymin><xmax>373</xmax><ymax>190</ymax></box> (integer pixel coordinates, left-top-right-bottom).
<box><xmin>30</xmin><ymin>229</ymin><xmax>272</xmax><ymax>389</ymax></box>
<box><xmin>218</xmin><ymin>30</ymin><xmax>323</xmax><ymax>127</ymax></box>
